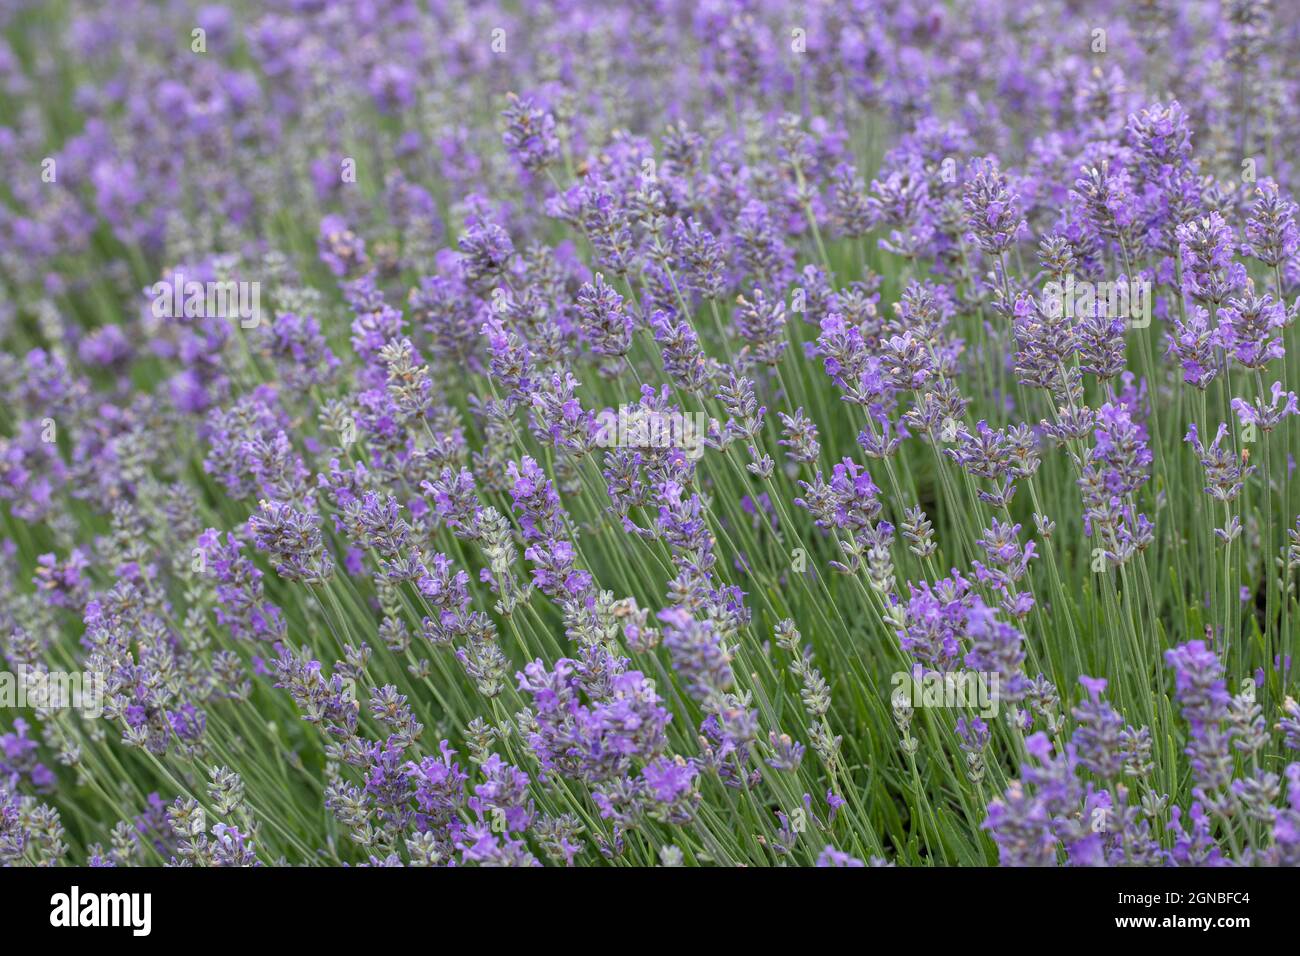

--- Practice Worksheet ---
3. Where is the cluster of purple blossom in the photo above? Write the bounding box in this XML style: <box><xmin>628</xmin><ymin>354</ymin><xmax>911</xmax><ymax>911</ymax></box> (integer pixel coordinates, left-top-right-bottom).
<box><xmin>3</xmin><ymin>0</ymin><xmax>1300</xmax><ymax>868</ymax></box>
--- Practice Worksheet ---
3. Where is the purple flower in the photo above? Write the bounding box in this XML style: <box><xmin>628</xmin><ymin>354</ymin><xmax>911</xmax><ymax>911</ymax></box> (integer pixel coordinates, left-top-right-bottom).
<box><xmin>1215</xmin><ymin>288</ymin><xmax>1286</xmax><ymax>369</ymax></box>
<box><xmin>197</xmin><ymin>528</ymin><xmax>286</xmax><ymax>642</ymax></box>
<box><xmin>896</xmin><ymin>575</ymin><xmax>971</xmax><ymax>672</ymax></box>
<box><xmin>963</xmin><ymin>598</ymin><xmax>1029</xmax><ymax>703</ymax></box>
<box><xmin>671</xmin><ymin>218</ymin><xmax>727</xmax><ymax>300</ymax></box>
<box><xmin>458</xmin><ymin>216</ymin><xmax>515</xmax><ymax>288</ymax></box>
<box><xmin>576</xmin><ymin>273</ymin><xmax>633</xmax><ymax>358</ymax></box>
<box><xmin>318</xmin><ymin>215</ymin><xmax>368</xmax><ymax>278</ymax></box>
<box><xmin>469</xmin><ymin>754</ymin><xmax>534</xmax><ymax>833</ymax></box>
<box><xmin>248</xmin><ymin>500</ymin><xmax>334</xmax><ymax>584</ymax></box>
<box><xmin>816</xmin><ymin>845</ymin><xmax>866</xmax><ymax>867</ymax></box>
<box><xmin>1243</xmin><ymin>180</ymin><xmax>1300</xmax><ymax>268</ymax></box>
<box><xmin>658</xmin><ymin>607</ymin><xmax>733</xmax><ymax>703</ymax></box>
<box><xmin>734</xmin><ymin>199</ymin><xmax>793</xmax><ymax>287</ymax></box>
<box><xmin>1232</xmin><ymin>381</ymin><xmax>1300</xmax><ymax>432</ymax></box>
<box><xmin>1165</xmin><ymin>641</ymin><xmax>1234</xmax><ymax>801</ymax></box>
<box><xmin>734</xmin><ymin>288</ymin><xmax>788</xmax><ymax>366</ymax></box>
<box><xmin>1184</xmin><ymin>422</ymin><xmax>1253</xmax><ymax>502</ymax></box>
<box><xmin>530</xmin><ymin>371</ymin><xmax>595</xmax><ymax>454</ymax></box>
<box><xmin>1166</xmin><ymin>306</ymin><xmax>1220</xmax><ymax>389</ymax></box>
<box><xmin>1177</xmin><ymin>213</ymin><xmax>1247</xmax><ymax>307</ymax></box>
<box><xmin>516</xmin><ymin>658</ymin><xmax>672</xmax><ymax>784</ymax></box>
<box><xmin>501</xmin><ymin>93</ymin><xmax>559</xmax><ymax>173</ymax></box>
<box><xmin>1071</xmin><ymin>677</ymin><xmax>1126</xmax><ymax>779</ymax></box>
<box><xmin>963</xmin><ymin>156</ymin><xmax>1025</xmax><ymax>255</ymax></box>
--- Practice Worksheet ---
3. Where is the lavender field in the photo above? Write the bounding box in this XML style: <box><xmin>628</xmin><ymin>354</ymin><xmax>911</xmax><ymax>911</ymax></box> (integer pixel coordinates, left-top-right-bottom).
<box><xmin>2</xmin><ymin>0</ymin><xmax>1300</xmax><ymax>869</ymax></box>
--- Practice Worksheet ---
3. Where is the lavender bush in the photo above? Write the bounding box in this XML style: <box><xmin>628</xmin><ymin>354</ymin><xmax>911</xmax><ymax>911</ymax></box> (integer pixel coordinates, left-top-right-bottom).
<box><xmin>2</xmin><ymin>0</ymin><xmax>1300</xmax><ymax>868</ymax></box>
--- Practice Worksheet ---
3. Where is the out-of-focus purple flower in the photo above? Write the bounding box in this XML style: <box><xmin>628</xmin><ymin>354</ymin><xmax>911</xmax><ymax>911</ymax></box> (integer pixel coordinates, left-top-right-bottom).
<box><xmin>576</xmin><ymin>273</ymin><xmax>633</xmax><ymax>358</ymax></box>
<box><xmin>501</xmin><ymin>93</ymin><xmax>560</xmax><ymax>173</ymax></box>
<box><xmin>1165</xmin><ymin>641</ymin><xmax>1233</xmax><ymax>803</ymax></box>
<box><xmin>657</xmin><ymin>607</ymin><xmax>733</xmax><ymax>703</ymax></box>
